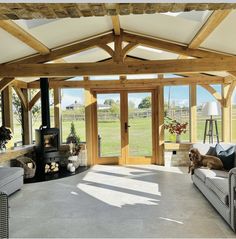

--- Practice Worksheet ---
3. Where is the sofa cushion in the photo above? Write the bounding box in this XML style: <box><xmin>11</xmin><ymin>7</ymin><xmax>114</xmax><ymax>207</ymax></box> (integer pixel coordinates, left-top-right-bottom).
<box><xmin>205</xmin><ymin>177</ymin><xmax>229</xmax><ymax>205</ymax></box>
<box><xmin>192</xmin><ymin>143</ymin><xmax>215</xmax><ymax>155</ymax></box>
<box><xmin>215</xmin><ymin>144</ymin><xmax>235</xmax><ymax>171</ymax></box>
<box><xmin>0</xmin><ymin>167</ymin><xmax>24</xmax><ymax>188</ymax></box>
<box><xmin>194</xmin><ymin>168</ymin><xmax>228</xmax><ymax>183</ymax></box>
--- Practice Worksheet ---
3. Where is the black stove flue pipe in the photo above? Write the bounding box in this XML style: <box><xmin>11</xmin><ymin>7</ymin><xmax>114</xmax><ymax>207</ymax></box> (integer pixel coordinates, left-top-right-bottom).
<box><xmin>40</xmin><ymin>78</ymin><xmax>50</xmax><ymax>129</ymax></box>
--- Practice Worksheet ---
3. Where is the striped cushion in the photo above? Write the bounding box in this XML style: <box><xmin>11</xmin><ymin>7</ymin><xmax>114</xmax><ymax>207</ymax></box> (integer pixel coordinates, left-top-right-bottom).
<box><xmin>194</xmin><ymin>168</ymin><xmax>228</xmax><ymax>183</ymax></box>
<box><xmin>205</xmin><ymin>177</ymin><xmax>229</xmax><ymax>205</ymax></box>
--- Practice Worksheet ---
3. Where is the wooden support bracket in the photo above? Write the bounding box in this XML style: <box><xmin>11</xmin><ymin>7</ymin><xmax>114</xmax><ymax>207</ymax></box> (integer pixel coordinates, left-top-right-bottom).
<box><xmin>29</xmin><ymin>91</ymin><xmax>41</xmax><ymax>111</ymax></box>
<box><xmin>12</xmin><ymin>86</ymin><xmax>28</xmax><ymax>110</ymax></box>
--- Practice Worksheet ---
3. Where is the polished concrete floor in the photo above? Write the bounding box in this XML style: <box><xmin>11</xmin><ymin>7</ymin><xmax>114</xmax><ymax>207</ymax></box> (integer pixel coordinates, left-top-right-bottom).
<box><xmin>9</xmin><ymin>165</ymin><xmax>236</xmax><ymax>238</ymax></box>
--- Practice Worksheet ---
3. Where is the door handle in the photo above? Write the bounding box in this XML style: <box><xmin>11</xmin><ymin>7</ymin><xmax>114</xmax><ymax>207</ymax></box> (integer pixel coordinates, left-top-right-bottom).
<box><xmin>125</xmin><ymin>122</ymin><xmax>130</xmax><ymax>133</ymax></box>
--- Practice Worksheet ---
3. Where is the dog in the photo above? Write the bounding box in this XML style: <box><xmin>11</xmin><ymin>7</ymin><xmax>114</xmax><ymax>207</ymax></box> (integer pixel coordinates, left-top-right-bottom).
<box><xmin>188</xmin><ymin>148</ymin><xmax>224</xmax><ymax>175</ymax></box>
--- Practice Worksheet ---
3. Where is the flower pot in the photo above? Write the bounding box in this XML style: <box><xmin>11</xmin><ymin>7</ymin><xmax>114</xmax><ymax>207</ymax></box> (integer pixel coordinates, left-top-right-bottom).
<box><xmin>176</xmin><ymin>135</ymin><xmax>181</xmax><ymax>143</ymax></box>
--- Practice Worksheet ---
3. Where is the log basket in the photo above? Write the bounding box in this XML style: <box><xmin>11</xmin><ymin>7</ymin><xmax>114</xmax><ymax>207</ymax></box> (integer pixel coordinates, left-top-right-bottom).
<box><xmin>16</xmin><ymin>156</ymin><xmax>36</xmax><ymax>179</ymax></box>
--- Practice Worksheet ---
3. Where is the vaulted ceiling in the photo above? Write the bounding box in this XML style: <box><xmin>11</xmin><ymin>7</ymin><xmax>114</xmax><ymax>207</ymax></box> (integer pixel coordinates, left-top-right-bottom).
<box><xmin>0</xmin><ymin>3</ymin><xmax>235</xmax><ymax>83</ymax></box>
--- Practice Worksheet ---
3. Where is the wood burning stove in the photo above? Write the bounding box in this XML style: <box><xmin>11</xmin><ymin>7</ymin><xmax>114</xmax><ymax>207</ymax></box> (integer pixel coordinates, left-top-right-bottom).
<box><xmin>35</xmin><ymin>78</ymin><xmax>61</xmax><ymax>174</ymax></box>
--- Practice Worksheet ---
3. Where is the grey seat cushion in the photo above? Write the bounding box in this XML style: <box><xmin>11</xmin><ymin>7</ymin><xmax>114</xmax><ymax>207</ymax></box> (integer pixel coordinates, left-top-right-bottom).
<box><xmin>0</xmin><ymin>167</ymin><xmax>24</xmax><ymax>188</ymax></box>
<box><xmin>205</xmin><ymin>177</ymin><xmax>229</xmax><ymax>205</ymax></box>
<box><xmin>194</xmin><ymin>168</ymin><xmax>228</xmax><ymax>183</ymax></box>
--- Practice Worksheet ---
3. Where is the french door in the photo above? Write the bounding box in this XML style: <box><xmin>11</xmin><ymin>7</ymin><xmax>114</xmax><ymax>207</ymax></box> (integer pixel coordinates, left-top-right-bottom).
<box><xmin>94</xmin><ymin>90</ymin><xmax>155</xmax><ymax>164</ymax></box>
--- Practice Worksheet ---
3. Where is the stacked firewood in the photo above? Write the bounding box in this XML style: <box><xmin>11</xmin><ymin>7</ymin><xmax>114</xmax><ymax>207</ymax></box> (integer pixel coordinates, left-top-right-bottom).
<box><xmin>45</xmin><ymin>162</ymin><xmax>59</xmax><ymax>173</ymax></box>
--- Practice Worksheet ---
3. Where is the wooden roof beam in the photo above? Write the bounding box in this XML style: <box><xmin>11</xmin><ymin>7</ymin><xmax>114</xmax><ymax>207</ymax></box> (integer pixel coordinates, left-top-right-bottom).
<box><xmin>189</xmin><ymin>10</ymin><xmax>232</xmax><ymax>49</ymax></box>
<box><xmin>2</xmin><ymin>57</ymin><xmax>236</xmax><ymax>77</ymax></box>
<box><xmin>0</xmin><ymin>20</ymin><xmax>50</xmax><ymax>55</ymax></box>
<box><xmin>27</xmin><ymin>75</ymin><xmax>225</xmax><ymax>89</ymax></box>
<box><xmin>123</xmin><ymin>32</ymin><xmax>229</xmax><ymax>59</ymax></box>
<box><xmin>10</xmin><ymin>32</ymin><xmax>114</xmax><ymax>64</ymax></box>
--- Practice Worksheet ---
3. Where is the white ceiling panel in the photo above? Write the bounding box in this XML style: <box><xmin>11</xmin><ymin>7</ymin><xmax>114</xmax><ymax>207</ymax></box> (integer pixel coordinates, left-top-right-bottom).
<box><xmin>64</xmin><ymin>47</ymin><xmax>110</xmax><ymax>63</ymax></box>
<box><xmin>15</xmin><ymin>16</ymin><xmax>113</xmax><ymax>49</ymax></box>
<box><xmin>0</xmin><ymin>28</ymin><xmax>36</xmax><ymax>64</ymax></box>
<box><xmin>200</xmin><ymin>10</ymin><xmax>236</xmax><ymax>55</ymax></box>
<box><xmin>120</xmin><ymin>12</ymin><xmax>211</xmax><ymax>44</ymax></box>
<box><xmin>128</xmin><ymin>45</ymin><xmax>179</xmax><ymax>60</ymax></box>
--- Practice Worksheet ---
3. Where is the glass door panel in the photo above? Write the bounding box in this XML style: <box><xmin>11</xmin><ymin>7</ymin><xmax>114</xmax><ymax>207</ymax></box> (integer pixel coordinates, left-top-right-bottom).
<box><xmin>97</xmin><ymin>93</ymin><xmax>121</xmax><ymax>157</ymax></box>
<box><xmin>128</xmin><ymin>93</ymin><xmax>152</xmax><ymax>157</ymax></box>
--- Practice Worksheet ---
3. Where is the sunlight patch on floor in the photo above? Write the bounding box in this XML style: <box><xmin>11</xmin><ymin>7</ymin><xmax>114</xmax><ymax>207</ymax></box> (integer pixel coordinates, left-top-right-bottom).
<box><xmin>80</xmin><ymin>171</ymin><xmax>161</xmax><ymax>196</ymax></box>
<box><xmin>77</xmin><ymin>182</ymin><xmax>159</xmax><ymax>208</ymax></box>
<box><xmin>90</xmin><ymin>165</ymin><xmax>150</xmax><ymax>176</ymax></box>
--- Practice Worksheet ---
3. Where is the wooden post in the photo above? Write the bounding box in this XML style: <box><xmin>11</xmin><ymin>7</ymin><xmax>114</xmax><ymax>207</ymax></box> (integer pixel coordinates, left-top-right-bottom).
<box><xmin>53</xmin><ymin>88</ymin><xmax>62</xmax><ymax>142</ymax></box>
<box><xmin>190</xmin><ymin>84</ymin><xmax>197</xmax><ymax>143</ymax></box>
<box><xmin>155</xmin><ymin>86</ymin><xmax>164</xmax><ymax>165</ymax></box>
<box><xmin>222</xmin><ymin>84</ymin><xmax>231</xmax><ymax>142</ymax></box>
<box><xmin>2</xmin><ymin>86</ymin><xmax>13</xmax><ymax>131</ymax></box>
<box><xmin>2</xmin><ymin>86</ymin><xmax>14</xmax><ymax>148</ymax></box>
<box><xmin>22</xmin><ymin>89</ymin><xmax>32</xmax><ymax>145</ymax></box>
<box><xmin>85</xmin><ymin>88</ymin><xmax>96</xmax><ymax>166</ymax></box>
<box><xmin>0</xmin><ymin>92</ymin><xmax>3</xmax><ymax>124</ymax></box>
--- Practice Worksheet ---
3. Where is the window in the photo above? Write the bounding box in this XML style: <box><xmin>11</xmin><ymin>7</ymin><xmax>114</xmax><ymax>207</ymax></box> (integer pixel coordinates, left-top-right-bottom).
<box><xmin>61</xmin><ymin>89</ymin><xmax>85</xmax><ymax>143</ymax></box>
<box><xmin>30</xmin><ymin>89</ymin><xmax>54</xmax><ymax>142</ymax></box>
<box><xmin>164</xmin><ymin>85</ymin><xmax>190</xmax><ymax>142</ymax></box>
<box><xmin>12</xmin><ymin>88</ymin><xmax>23</xmax><ymax>146</ymax></box>
<box><xmin>30</xmin><ymin>90</ymin><xmax>41</xmax><ymax>142</ymax></box>
<box><xmin>197</xmin><ymin>85</ymin><xmax>222</xmax><ymax>142</ymax></box>
<box><xmin>232</xmin><ymin>88</ymin><xmax>236</xmax><ymax>142</ymax></box>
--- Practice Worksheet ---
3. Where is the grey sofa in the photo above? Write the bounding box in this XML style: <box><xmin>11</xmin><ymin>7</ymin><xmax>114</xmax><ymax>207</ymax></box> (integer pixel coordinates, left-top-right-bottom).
<box><xmin>0</xmin><ymin>167</ymin><xmax>24</xmax><ymax>196</ymax></box>
<box><xmin>191</xmin><ymin>143</ymin><xmax>236</xmax><ymax>231</ymax></box>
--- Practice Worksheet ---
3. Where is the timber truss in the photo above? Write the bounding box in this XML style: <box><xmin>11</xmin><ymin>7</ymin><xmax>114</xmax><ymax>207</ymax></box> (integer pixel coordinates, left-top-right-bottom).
<box><xmin>0</xmin><ymin>10</ymin><xmax>236</xmax><ymax>115</ymax></box>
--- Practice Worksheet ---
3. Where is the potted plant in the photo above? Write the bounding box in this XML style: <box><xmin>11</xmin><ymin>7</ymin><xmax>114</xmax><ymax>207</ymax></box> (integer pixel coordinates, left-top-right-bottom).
<box><xmin>164</xmin><ymin>118</ymin><xmax>188</xmax><ymax>143</ymax></box>
<box><xmin>66</xmin><ymin>122</ymin><xmax>81</xmax><ymax>172</ymax></box>
<box><xmin>0</xmin><ymin>126</ymin><xmax>12</xmax><ymax>151</ymax></box>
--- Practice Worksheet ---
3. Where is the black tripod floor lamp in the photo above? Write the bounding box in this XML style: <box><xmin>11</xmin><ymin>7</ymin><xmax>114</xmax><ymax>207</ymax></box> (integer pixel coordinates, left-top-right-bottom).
<box><xmin>202</xmin><ymin>101</ymin><xmax>220</xmax><ymax>144</ymax></box>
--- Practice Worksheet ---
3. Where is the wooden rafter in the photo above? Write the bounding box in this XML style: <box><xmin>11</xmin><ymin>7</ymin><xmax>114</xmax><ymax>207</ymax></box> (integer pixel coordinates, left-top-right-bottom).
<box><xmin>28</xmin><ymin>91</ymin><xmax>41</xmax><ymax>111</ymax></box>
<box><xmin>111</xmin><ymin>15</ymin><xmax>121</xmax><ymax>35</ymax></box>
<box><xmin>189</xmin><ymin>10</ymin><xmax>232</xmax><ymax>49</ymax></box>
<box><xmin>3</xmin><ymin>31</ymin><xmax>232</xmax><ymax>68</ymax></box>
<box><xmin>0</xmin><ymin>77</ymin><xmax>14</xmax><ymax>92</ymax></box>
<box><xmin>2</xmin><ymin>57</ymin><xmax>236</xmax><ymax>77</ymax></box>
<box><xmin>12</xmin><ymin>86</ymin><xmax>28</xmax><ymax>109</ymax></box>
<box><xmin>123</xmin><ymin>32</ymin><xmax>228</xmax><ymax>59</ymax></box>
<box><xmin>9</xmin><ymin>32</ymin><xmax>114</xmax><ymax>64</ymax></box>
<box><xmin>0</xmin><ymin>20</ymin><xmax>50</xmax><ymax>55</ymax></box>
<box><xmin>27</xmin><ymin>75</ymin><xmax>226</xmax><ymax>89</ymax></box>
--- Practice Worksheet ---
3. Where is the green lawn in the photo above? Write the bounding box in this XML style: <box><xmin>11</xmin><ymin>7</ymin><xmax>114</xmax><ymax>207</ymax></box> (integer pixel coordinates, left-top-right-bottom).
<box><xmin>12</xmin><ymin>115</ymin><xmax>234</xmax><ymax>156</ymax></box>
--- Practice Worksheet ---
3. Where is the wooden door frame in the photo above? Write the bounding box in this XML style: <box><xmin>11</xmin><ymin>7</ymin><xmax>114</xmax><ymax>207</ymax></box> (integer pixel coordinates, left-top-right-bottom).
<box><xmin>93</xmin><ymin>89</ymin><xmax>157</xmax><ymax>165</ymax></box>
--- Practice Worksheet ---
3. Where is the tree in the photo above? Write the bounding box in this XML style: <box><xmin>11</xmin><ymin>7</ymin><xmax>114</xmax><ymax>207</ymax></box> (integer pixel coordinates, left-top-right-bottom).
<box><xmin>138</xmin><ymin>96</ymin><xmax>151</xmax><ymax>109</ymax></box>
<box><xmin>12</xmin><ymin>92</ymin><xmax>22</xmax><ymax>125</ymax></box>
<box><xmin>66</xmin><ymin>122</ymin><xmax>80</xmax><ymax>144</ymax></box>
<box><xmin>110</xmin><ymin>103</ymin><xmax>120</xmax><ymax>114</ymax></box>
<box><xmin>104</xmin><ymin>99</ymin><xmax>115</xmax><ymax>106</ymax></box>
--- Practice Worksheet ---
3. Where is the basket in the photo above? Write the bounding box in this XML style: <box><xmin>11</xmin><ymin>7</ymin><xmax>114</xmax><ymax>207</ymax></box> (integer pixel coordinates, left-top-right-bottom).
<box><xmin>16</xmin><ymin>156</ymin><xmax>36</xmax><ymax>179</ymax></box>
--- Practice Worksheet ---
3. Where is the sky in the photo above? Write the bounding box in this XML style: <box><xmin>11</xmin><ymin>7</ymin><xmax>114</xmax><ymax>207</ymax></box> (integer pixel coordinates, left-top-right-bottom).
<box><xmin>60</xmin><ymin>74</ymin><xmax>232</xmax><ymax>109</ymax></box>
